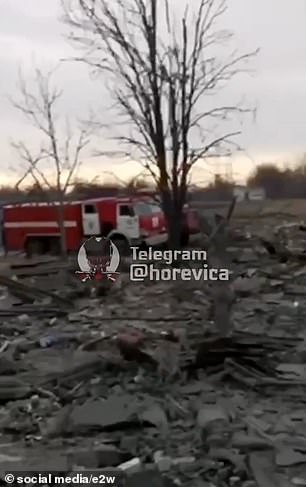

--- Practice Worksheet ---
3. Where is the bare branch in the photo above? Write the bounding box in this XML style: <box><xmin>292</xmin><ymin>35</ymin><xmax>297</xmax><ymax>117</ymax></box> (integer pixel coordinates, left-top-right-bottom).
<box><xmin>11</xmin><ymin>141</ymin><xmax>50</xmax><ymax>189</ymax></box>
<box><xmin>63</xmin><ymin>0</ymin><xmax>257</xmax><ymax>246</ymax></box>
<box><xmin>11</xmin><ymin>66</ymin><xmax>95</xmax><ymax>254</ymax></box>
<box><xmin>11</xmin><ymin>67</ymin><xmax>94</xmax><ymax>197</ymax></box>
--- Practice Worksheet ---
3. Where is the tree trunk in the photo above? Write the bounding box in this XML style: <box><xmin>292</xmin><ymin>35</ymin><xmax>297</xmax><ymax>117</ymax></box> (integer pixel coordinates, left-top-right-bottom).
<box><xmin>160</xmin><ymin>189</ymin><xmax>182</xmax><ymax>250</ymax></box>
<box><xmin>57</xmin><ymin>201</ymin><xmax>67</xmax><ymax>257</ymax></box>
<box><xmin>168</xmin><ymin>212</ymin><xmax>182</xmax><ymax>250</ymax></box>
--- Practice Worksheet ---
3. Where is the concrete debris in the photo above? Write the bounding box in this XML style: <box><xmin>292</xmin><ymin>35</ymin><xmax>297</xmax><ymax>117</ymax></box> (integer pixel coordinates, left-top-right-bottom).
<box><xmin>0</xmin><ymin>211</ymin><xmax>305</xmax><ymax>485</ymax></box>
<box><xmin>139</xmin><ymin>404</ymin><xmax>168</xmax><ymax>432</ymax></box>
<box><xmin>232</xmin><ymin>275</ymin><xmax>266</xmax><ymax>296</ymax></box>
<box><xmin>118</xmin><ymin>457</ymin><xmax>142</xmax><ymax>474</ymax></box>
<box><xmin>69</xmin><ymin>395</ymin><xmax>140</xmax><ymax>431</ymax></box>
<box><xmin>291</xmin><ymin>478</ymin><xmax>306</xmax><ymax>486</ymax></box>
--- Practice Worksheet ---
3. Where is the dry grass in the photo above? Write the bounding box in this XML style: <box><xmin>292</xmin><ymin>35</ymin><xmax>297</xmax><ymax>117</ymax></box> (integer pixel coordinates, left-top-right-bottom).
<box><xmin>194</xmin><ymin>199</ymin><xmax>306</xmax><ymax>221</ymax></box>
<box><xmin>233</xmin><ymin>199</ymin><xmax>306</xmax><ymax>219</ymax></box>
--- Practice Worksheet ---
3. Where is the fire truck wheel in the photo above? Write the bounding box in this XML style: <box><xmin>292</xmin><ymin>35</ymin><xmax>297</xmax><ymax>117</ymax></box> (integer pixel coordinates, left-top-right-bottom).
<box><xmin>25</xmin><ymin>237</ymin><xmax>44</xmax><ymax>257</ymax></box>
<box><xmin>180</xmin><ymin>230</ymin><xmax>190</xmax><ymax>247</ymax></box>
<box><xmin>49</xmin><ymin>237</ymin><xmax>61</xmax><ymax>255</ymax></box>
<box><xmin>139</xmin><ymin>241</ymin><xmax>148</xmax><ymax>251</ymax></box>
<box><xmin>112</xmin><ymin>237</ymin><xmax>131</xmax><ymax>256</ymax></box>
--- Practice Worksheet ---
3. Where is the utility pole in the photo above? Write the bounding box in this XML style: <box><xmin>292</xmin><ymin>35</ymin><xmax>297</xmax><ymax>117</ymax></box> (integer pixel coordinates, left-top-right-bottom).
<box><xmin>212</xmin><ymin>158</ymin><xmax>233</xmax><ymax>183</ymax></box>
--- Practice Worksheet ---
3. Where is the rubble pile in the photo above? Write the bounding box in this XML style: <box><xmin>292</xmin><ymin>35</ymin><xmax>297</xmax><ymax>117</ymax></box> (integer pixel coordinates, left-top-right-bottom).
<box><xmin>1</xmin><ymin>218</ymin><xmax>306</xmax><ymax>486</ymax></box>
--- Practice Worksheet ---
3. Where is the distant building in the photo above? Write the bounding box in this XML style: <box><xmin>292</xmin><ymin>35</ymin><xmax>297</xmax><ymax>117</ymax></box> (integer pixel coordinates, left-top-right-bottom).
<box><xmin>232</xmin><ymin>185</ymin><xmax>266</xmax><ymax>201</ymax></box>
<box><xmin>233</xmin><ymin>185</ymin><xmax>248</xmax><ymax>202</ymax></box>
<box><xmin>248</xmin><ymin>187</ymin><xmax>266</xmax><ymax>200</ymax></box>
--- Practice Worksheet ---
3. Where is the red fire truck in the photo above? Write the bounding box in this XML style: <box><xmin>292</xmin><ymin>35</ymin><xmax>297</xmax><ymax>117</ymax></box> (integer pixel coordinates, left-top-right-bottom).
<box><xmin>2</xmin><ymin>196</ymin><xmax>168</xmax><ymax>256</ymax></box>
<box><xmin>135</xmin><ymin>190</ymin><xmax>201</xmax><ymax>245</ymax></box>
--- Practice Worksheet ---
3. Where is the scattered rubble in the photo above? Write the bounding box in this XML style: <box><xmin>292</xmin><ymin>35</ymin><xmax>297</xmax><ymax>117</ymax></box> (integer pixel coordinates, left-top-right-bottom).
<box><xmin>0</xmin><ymin>214</ymin><xmax>306</xmax><ymax>485</ymax></box>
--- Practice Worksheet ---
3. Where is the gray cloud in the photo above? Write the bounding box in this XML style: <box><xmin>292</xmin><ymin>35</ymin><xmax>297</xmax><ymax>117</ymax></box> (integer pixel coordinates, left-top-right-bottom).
<box><xmin>0</xmin><ymin>0</ymin><xmax>305</xmax><ymax>184</ymax></box>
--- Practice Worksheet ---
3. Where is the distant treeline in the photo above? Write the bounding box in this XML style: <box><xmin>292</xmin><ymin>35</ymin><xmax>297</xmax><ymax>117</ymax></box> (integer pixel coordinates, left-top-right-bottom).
<box><xmin>2</xmin><ymin>161</ymin><xmax>306</xmax><ymax>203</ymax></box>
<box><xmin>247</xmin><ymin>163</ymin><xmax>306</xmax><ymax>198</ymax></box>
<box><xmin>0</xmin><ymin>178</ymin><xmax>153</xmax><ymax>203</ymax></box>
<box><xmin>192</xmin><ymin>161</ymin><xmax>306</xmax><ymax>201</ymax></box>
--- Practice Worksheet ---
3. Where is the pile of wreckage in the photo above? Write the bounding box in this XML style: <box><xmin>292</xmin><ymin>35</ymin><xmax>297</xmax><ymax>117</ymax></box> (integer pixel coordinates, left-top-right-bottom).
<box><xmin>0</xmin><ymin>206</ymin><xmax>306</xmax><ymax>486</ymax></box>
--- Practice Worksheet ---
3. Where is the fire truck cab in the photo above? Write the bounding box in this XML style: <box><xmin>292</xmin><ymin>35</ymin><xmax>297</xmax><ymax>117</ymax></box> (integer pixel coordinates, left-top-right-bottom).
<box><xmin>2</xmin><ymin>196</ymin><xmax>167</xmax><ymax>256</ymax></box>
<box><xmin>135</xmin><ymin>191</ymin><xmax>201</xmax><ymax>245</ymax></box>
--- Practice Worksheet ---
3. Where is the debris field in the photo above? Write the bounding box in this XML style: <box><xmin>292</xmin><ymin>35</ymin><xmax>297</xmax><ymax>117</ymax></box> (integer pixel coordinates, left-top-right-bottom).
<box><xmin>0</xmin><ymin>209</ymin><xmax>306</xmax><ymax>486</ymax></box>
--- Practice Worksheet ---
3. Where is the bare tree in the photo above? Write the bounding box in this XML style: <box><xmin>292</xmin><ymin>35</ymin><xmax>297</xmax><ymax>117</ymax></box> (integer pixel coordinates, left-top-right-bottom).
<box><xmin>63</xmin><ymin>0</ymin><xmax>257</xmax><ymax>248</ymax></box>
<box><xmin>11</xmin><ymin>67</ymin><xmax>93</xmax><ymax>255</ymax></box>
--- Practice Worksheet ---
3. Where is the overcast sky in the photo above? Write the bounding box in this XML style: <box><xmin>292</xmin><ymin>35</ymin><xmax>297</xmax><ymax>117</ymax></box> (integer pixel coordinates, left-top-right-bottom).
<box><xmin>0</xmin><ymin>0</ymin><xmax>305</xmax><ymax>185</ymax></box>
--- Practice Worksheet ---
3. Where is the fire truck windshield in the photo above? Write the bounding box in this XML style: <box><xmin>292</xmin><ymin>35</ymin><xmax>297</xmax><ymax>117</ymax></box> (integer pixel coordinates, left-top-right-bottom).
<box><xmin>149</xmin><ymin>204</ymin><xmax>161</xmax><ymax>213</ymax></box>
<box><xmin>134</xmin><ymin>202</ymin><xmax>152</xmax><ymax>216</ymax></box>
